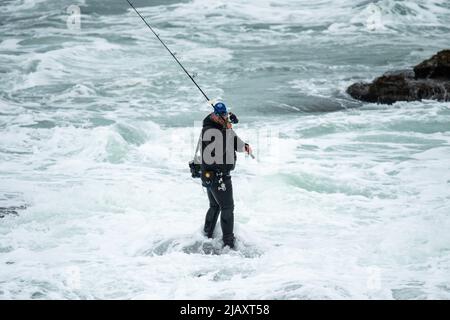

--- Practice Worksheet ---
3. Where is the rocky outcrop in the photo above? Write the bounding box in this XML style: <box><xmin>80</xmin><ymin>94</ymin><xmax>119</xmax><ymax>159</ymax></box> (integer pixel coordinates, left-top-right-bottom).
<box><xmin>414</xmin><ymin>50</ymin><xmax>450</xmax><ymax>79</ymax></box>
<box><xmin>0</xmin><ymin>205</ymin><xmax>26</xmax><ymax>218</ymax></box>
<box><xmin>347</xmin><ymin>50</ymin><xmax>450</xmax><ymax>104</ymax></box>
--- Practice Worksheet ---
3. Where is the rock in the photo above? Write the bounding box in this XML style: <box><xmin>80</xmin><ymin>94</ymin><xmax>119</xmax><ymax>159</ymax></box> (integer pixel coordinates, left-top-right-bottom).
<box><xmin>347</xmin><ymin>50</ymin><xmax>450</xmax><ymax>104</ymax></box>
<box><xmin>0</xmin><ymin>205</ymin><xmax>26</xmax><ymax>218</ymax></box>
<box><xmin>414</xmin><ymin>50</ymin><xmax>450</xmax><ymax>80</ymax></box>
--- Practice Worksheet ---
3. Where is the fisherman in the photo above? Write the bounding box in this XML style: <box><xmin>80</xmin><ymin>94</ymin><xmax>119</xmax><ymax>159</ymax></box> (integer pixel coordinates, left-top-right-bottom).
<box><xmin>200</xmin><ymin>100</ymin><xmax>252</xmax><ymax>249</ymax></box>
<box><xmin>126</xmin><ymin>1</ymin><xmax>254</xmax><ymax>248</ymax></box>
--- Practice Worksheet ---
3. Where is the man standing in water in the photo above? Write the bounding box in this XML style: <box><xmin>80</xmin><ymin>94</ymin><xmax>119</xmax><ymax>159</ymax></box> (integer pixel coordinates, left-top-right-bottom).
<box><xmin>199</xmin><ymin>100</ymin><xmax>252</xmax><ymax>249</ymax></box>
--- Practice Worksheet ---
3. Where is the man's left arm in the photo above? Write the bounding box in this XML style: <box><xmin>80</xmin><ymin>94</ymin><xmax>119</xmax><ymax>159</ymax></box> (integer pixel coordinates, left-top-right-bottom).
<box><xmin>232</xmin><ymin>129</ymin><xmax>252</xmax><ymax>155</ymax></box>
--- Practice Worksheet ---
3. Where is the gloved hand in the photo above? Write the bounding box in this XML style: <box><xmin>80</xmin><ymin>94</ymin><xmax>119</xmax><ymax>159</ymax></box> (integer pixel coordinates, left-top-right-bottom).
<box><xmin>229</xmin><ymin>112</ymin><xmax>239</xmax><ymax>124</ymax></box>
<box><xmin>244</xmin><ymin>143</ymin><xmax>253</xmax><ymax>156</ymax></box>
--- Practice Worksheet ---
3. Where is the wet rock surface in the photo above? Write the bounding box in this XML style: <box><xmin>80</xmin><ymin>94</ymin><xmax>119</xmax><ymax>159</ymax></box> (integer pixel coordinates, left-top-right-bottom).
<box><xmin>347</xmin><ymin>50</ymin><xmax>450</xmax><ymax>104</ymax></box>
<box><xmin>0</xmin><ymin>205</ymin><xmax>26</xmax><ymax>218</ymax></box>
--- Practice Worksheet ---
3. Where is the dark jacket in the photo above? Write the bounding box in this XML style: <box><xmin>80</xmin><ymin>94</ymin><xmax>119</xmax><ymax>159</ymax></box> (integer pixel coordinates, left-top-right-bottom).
<box><xmin>201</xmin><ymin>113</ymin><xmax>246</xmax><ymax>174</ymax></box>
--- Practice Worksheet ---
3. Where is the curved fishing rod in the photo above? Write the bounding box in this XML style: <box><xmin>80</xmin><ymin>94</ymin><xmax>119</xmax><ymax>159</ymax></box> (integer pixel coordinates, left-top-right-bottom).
<box><xmin>126</xmin><ymin>0</ymin><xmax>213</xmax><ymax>106</ymax></box>
<box><xmin>127</xmin><ymin>0</ymin><xmax>255</xmax><ymax>160</ymax></box>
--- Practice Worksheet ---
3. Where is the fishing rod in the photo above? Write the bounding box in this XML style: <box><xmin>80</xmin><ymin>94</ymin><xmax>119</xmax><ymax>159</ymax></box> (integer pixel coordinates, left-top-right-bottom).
<box><xmin>126</xmin><ymin>0</ymin><xmax>213</xmax><ymax>107</ymax></box>
<box><xmin>126</xmin><ymin>0</ymin><xmax>255</xmax><ymax>160</ymax></box>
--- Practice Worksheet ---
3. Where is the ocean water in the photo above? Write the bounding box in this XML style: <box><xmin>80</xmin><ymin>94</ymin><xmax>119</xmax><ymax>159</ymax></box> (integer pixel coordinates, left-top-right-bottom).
<box><xmin>1</xmin><ymin>0</ymin><xmax>450</xmax><ymax>299</ymax></box>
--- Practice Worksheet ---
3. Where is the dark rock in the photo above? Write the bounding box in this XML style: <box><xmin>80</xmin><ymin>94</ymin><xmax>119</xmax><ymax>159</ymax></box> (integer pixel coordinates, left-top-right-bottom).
<box><xmin>347</xmin><ymin>50</ymin><xmax>450</xmax><ymax>104</ymax></box>
<box><xmin>414</xmin><ymin>50</ymin><xmax>450</xmax><ymax>80</ymax></box>
<box><xmin>0</xmin><ymin>205</ymin><xmax>26</xmax><ymax>218</ymax></box>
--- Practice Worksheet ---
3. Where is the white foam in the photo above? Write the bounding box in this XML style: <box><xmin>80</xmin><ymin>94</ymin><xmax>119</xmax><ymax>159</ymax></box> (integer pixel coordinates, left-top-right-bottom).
<box><xmin>0</xmin><ymin>39</ymin><xmax>21</xmax><ymax>51</ymax></box>
<box><xmin>1</xmin><ymin>0</ymin><xmax>450</xmax><ymax>300</ymax></box>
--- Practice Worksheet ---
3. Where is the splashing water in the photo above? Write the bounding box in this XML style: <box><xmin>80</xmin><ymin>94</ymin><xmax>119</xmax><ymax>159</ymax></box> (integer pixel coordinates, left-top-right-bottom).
<box><xmin>0</xmin><ymin>0</ymin><xmax>450</xmax><ymax>299</ymax></box>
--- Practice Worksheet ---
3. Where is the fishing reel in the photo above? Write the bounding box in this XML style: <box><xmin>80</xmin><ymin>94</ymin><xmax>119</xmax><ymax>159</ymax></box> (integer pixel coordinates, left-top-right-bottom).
<box><xmin>228</xmin><ymin>112</ymin><xmax>239</xmax><ymax>124</ymax></box>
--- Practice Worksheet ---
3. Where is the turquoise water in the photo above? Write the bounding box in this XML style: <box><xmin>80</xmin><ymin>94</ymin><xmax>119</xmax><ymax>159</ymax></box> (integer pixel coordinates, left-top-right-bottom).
<box><xmin>0</xmin><ymin>0</ymin><xmax>450</xmax><ymax>299</ymax></box>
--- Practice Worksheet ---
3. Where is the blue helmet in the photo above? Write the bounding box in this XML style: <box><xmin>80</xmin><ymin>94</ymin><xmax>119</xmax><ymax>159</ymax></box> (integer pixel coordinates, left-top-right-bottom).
<box><xmin>213</xmin><ymin>101</ymin><xmax>228</xmax><ymax>115</ymax></box>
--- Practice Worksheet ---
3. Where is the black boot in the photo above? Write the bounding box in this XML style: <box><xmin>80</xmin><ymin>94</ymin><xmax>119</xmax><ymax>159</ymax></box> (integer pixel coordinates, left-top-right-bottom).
<box><xmin>223</xmin><ymin>233</ymin><xmax>235</xmax><ymax>249</ymax></box>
